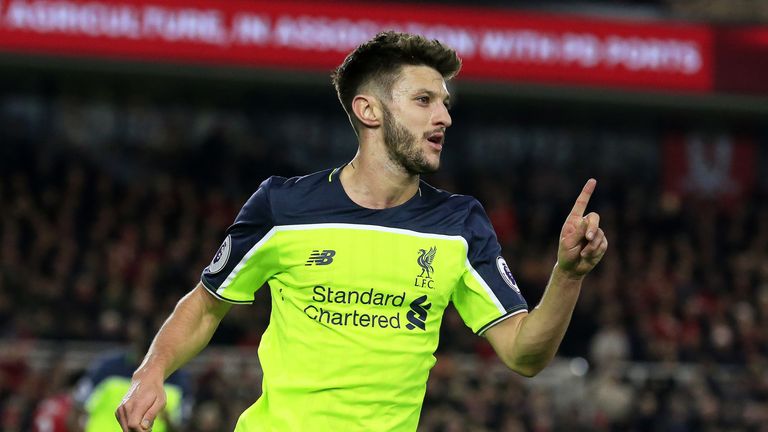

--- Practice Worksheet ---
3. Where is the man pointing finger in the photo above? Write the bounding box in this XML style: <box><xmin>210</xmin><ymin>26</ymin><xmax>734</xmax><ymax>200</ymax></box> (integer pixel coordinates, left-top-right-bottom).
<box><xmin>116</xmin><ymin>31</ymin><xmax>607</xmax><ymax>431</ymax></box>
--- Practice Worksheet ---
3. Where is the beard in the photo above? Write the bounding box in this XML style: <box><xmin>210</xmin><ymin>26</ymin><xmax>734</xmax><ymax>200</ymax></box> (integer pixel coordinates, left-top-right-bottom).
<box><xmin>381</xmin><ymin>103</ymin><xmax>439</xmax><ymax>175</ymax></box>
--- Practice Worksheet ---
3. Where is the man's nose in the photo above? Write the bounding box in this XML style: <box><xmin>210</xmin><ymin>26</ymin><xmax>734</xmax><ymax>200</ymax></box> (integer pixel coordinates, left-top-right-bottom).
<box><xmin>433</xmin><ymin>104</ymin><xmax>452</xmax><ymax>128</ymax></box>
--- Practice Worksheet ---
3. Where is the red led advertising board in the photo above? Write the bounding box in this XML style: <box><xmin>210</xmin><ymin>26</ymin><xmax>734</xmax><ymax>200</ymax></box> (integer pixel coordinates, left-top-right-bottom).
<box><xmin>0</xmin><ymin>0</ymin><xmax>730</xmax><ymax>93</ymax></box>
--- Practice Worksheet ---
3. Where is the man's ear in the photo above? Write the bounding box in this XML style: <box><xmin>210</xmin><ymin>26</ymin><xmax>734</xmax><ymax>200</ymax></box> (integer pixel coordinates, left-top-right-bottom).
<box><xmin>351</xmin><ymin>94</ymin><xmax>382</xmax><ymax>128</ymax></box>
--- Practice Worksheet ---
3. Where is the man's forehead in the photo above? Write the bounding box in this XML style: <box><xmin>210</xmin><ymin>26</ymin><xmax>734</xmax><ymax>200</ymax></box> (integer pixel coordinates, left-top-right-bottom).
<box><xmin>392</xmin><ymin>65</ymin><xmax>450</xmax><ymax>97</ymax></box>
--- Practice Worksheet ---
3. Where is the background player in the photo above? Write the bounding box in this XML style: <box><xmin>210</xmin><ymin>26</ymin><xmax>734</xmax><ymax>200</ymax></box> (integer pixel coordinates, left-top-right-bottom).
<box><xmin>77</xmin><ymin>318</ymin><xmax>190</xmax><ymax>432</ymax></box>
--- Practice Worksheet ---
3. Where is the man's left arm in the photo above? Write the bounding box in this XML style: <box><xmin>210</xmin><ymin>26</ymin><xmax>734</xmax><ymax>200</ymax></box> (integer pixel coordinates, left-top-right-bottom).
<box><xmin>485</xmin><ymin>179</ymin><xmax>607</xmax><ymax>377</ymax></box>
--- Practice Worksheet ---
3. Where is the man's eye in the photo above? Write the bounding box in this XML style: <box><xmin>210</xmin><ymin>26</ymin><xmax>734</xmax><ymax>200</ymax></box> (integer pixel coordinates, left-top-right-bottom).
<box><xmin>417</xmin><ymin>96</ymin><xmax>429</xmax><ymax>104</ymax></box>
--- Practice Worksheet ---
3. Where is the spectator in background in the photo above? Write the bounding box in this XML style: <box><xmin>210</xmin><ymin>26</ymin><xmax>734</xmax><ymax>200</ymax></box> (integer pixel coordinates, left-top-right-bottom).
<box><xmin>31</xmin><ymin>361</ymin><xmax>82</xmax><ymax>432</ymax></box>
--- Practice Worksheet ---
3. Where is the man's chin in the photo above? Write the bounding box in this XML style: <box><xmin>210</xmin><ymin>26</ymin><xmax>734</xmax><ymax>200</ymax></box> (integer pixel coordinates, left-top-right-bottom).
<box><xmin>413</xmin><ymin>160</ymin><xmax>440</xmax><ymax>175</ymax></box>
<box><xmin>424</xmin><ymin>162</ymin><xmax>440</xmax><ymax>174</ymax></box>
<box><xmin>424</xmin><ymin>155</ymin><xmax>441</xmax><ymax>173</ymax></box>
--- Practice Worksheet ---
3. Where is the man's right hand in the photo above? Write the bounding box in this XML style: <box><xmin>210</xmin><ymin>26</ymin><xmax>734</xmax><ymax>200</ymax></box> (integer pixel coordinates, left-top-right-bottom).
<box><xmin>115</xmin><ymin>372</ymin><xmax>167</xmax><ymax>432</ymax></box>
<box><xmin>114</xmin><ymin>284</ymin><xmax>231</xmax><ymax>431</ymax></box>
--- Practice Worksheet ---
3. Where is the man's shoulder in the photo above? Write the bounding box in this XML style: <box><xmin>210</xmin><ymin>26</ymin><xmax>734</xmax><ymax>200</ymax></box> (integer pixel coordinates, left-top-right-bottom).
<box><xmin>239</xmin><ymin>168</ymin><xmax>336</xmax><ymax>213</ymax></box>
<box><xmin>402</xmin><ymin>180</ymin><xmax>484</xmax><ymax>236</ymax></box>
<box><xmin>242</xmin><ymin>168</ymin><xmax>345</xmax><ymax>225</ymax></box>
<box><xmin>418</xmin><ymin>180</ymin><xmax>479</xmax><ymax>211</ymax></box>
<box><xmin>259</xmin><ymin>168</ymin><xmax>335</xmax><ymax>194</ymax></box>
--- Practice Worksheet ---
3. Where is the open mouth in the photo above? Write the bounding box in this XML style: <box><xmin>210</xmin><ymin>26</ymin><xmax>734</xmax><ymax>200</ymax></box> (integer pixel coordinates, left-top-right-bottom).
<box><xmin>426</xmin><ymin>133</ymin><xmax>444</xmax><ymax>146</ymax></box>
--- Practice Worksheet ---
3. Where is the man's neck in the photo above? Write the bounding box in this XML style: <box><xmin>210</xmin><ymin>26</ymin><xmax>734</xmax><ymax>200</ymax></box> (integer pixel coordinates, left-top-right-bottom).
<box><xmin>339</xmin><ymin>150</ymin><xmax>420</xmax><ymax>209</ymax></box>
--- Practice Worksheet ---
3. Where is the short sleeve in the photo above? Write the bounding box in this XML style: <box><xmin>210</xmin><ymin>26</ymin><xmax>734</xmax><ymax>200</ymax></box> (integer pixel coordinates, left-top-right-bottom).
<box><xmin>201</xmin><ymin>177</ymin><xmax>282</xmax><ymax>304</ymax></box>
<box><xmin>452</xmin><ymin>200</ymin><xmax>528</xmax><ymax>335</ymax></box>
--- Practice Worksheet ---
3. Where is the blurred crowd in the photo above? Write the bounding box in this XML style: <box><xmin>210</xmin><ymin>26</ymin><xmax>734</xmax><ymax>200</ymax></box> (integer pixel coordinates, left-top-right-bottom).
<box><xmin>1</xmin><ymin>90</ymin><xmax>767</xmax><ymax>432</ymax></box>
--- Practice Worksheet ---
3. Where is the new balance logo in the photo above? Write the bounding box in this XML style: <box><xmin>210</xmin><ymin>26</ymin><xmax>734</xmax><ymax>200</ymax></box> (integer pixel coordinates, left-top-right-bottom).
<box><xmin>305</xmin><ymin>250</ymin><xmax>336</xmax><ymax>266</ymax></box>
<box><xmin>406</xmin><ymin>295</ymin><xmax>431</xmax><ymax>331</ymax></box>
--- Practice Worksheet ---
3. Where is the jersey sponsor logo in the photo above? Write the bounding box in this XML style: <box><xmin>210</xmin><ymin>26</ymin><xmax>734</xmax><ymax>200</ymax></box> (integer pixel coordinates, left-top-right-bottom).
<box><xmin>207</xmin><ymin>235</ymin><xmax>231</xmax><ymax>274</ymax></box>
<box><xmin>305</xmin><ymin>249</ymin><xmax>336</xmax><ymax>266</ymax></box>
<box><xmin>496</xmin><ymin>256</ymin><xmax>521</xmax><ymax>294</ymax></box>
<box><xmin>303</xmin><ymin>285</ymin><xmax>405</xmax><ymax>329</ymax></box>
<box><xmin>406</xmin><ymin>295</ymin><xmax>431</xmax><ymax>331</ymax></box>
<box><xmin>301</xmin><ymin>285</ymin><xmax>433</xmax><ymax>332</ymax></box>
<box><xmin>415</xmin><ymin>246</ymin><xmax>437</xmax><ymax>289</ymax></box>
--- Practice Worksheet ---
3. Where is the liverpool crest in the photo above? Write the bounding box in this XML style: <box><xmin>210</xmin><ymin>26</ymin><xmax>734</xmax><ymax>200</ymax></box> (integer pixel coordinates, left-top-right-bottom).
<box><xmin>415</xmin><ymin>246</ymin><xmax>437</xmax><ymax>289</ymax></box>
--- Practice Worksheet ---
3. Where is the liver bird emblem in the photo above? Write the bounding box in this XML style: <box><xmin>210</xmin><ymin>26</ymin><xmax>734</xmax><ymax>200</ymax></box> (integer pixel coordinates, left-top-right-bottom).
<box><xmin>417</xmin><ymin>246</ymin><xmax>437</xmax><ymax>279</ymax></box>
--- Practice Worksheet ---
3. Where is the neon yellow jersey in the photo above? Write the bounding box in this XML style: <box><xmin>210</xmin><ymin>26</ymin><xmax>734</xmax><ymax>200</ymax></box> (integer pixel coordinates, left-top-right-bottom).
<box><xmin>74</xmin><ymin>352</ymin><xmax>190</xmax><ymax>432</ymax></box>
<box><xmin>201</xmin><ymin>167</ymin><xmax>527</xmax><ymax>431</ymax></box>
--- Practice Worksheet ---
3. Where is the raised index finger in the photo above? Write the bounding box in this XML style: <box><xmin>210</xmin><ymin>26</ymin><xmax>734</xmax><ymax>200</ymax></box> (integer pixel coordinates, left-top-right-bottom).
<box><xmin>570</xmin><ymin>179</ymin><xmax>597</xmax><ymax>217</ymax></box>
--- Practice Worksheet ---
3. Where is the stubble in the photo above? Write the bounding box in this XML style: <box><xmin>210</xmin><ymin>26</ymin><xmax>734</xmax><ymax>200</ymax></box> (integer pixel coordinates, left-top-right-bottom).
<box><xmin>381</xmin><ymin>103</ymin><xmax>439</xmax><ymax>175</ymax></box>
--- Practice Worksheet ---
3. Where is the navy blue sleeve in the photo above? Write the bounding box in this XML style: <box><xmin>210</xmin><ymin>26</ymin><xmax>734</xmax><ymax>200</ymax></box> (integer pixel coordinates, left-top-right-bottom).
<box><xmin>201</xmin><ymin>177</ymin><xmax>280</xmax><ymax>303</ymax></box>
<box><xmin>462</xmin><ymin>199</ymin><xmax>528</xmax><ymax>334</ymax></box>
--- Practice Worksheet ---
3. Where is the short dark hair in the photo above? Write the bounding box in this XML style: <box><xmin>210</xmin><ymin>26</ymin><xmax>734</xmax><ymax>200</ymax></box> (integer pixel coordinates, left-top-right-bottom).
<box><xmin>331</xmin><ymin>31</ymin><xmax>461</xmax><ymax>129</ymax></box>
